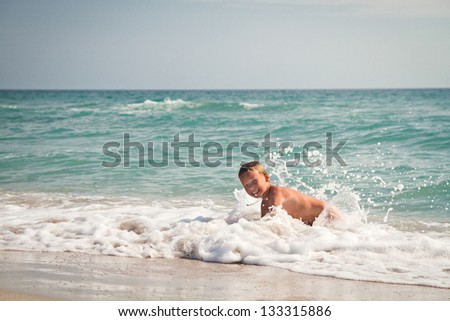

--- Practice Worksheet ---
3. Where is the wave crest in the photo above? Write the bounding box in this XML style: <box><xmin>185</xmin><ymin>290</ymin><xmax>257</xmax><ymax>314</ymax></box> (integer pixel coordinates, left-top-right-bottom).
<box><xmin>127</xmin><ymin>98</ymin><xmax>196</xmax><ymax>109</ymax></box>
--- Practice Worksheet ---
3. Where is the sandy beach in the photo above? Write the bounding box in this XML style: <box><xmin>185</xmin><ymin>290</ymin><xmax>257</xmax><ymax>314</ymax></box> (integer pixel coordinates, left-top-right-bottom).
<box><xmin>0</xmin><ymin>250</ymin><xmax>448</xmax><ymax>301</ymax></box>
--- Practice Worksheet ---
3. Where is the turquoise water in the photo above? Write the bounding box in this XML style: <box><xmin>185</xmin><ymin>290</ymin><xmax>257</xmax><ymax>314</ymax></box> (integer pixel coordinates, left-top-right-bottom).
<box><xmin>1</xmin><ymin>89</ymin><xmax>450</xmax><ymax>287</ymax></box>
<box><xmin>1</xmin><ymin>89</ymin><xmax>449</xmax><ymax>221</ymax></box>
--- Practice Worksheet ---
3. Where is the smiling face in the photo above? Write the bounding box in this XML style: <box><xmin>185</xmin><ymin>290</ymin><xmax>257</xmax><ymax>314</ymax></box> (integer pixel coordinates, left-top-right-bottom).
<box><xmin>239</xmin><ymin>170</ymin><xmax>270</xmax><ymax>199</ymax></box>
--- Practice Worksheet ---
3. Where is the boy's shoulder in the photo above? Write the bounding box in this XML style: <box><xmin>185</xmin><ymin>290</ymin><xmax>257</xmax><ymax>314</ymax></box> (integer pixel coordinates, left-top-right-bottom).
<box><xmin>271</xmin><ymin>185</ymin><xmax>285</xmax><ymax>194</ymax></box>
<box><xmin>273</xmin><ymin>185</ymin><xmax>308</xmax><ymax>201</ymax></box>
<box><xmin>271</xmin><ymin>185</ymin><xmax>299</xmax><ymax>198</ymax></box>
<box><xmin>273</xmin><ymin>185</ymin><xmax>299</xmax><ymax>194</ymax></box>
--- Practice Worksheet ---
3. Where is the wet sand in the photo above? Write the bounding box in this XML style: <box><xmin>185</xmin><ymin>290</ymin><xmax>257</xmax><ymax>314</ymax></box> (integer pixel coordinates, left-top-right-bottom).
<box><xmin>0</xmin><ymin>251</ymin><xmax>449</xmax><ymax>300</ymax></box>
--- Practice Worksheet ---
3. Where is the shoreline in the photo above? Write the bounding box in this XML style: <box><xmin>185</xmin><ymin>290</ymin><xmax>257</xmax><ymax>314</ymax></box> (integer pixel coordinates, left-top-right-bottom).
<box><xmin>0</xmin><ymin>250</ymin><xmax>449</xmax><ymax>301</ymax></box>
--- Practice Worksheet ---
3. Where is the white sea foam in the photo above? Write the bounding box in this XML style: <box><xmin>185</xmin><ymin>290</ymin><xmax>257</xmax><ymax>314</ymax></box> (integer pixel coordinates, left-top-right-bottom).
<box><xmin>127</xmin><ymin>98</ymin><xmax>195</xmax><ymax>109</ymax></box>
<box><xmin>239</xmin><ymin>102</ymin><xmax>264</xmax><ymax>109</ymax></box>
<box><xmin>0</xmin><ymin>104</ymin><xmax>18</xmax><ymax>109</ymax></box>
<box><xmin>117</xmin><ymin>98</ymin><xmax>197</xmax><ymax>115</ymax></box>
<box><xmin>1</xmin><ymin>189</ymin><xmax>449</xmax><ymax>288</ymax></box>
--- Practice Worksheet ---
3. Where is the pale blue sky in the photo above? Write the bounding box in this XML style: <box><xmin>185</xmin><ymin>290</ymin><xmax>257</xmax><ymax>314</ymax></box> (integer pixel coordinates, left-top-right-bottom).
<box><xmin>1</xmin><ymin>0</ymin><xmax>449</xmax><ymax>89</ymax></box>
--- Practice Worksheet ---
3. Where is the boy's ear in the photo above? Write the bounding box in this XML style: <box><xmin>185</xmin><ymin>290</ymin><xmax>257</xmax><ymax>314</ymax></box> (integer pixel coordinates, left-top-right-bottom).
<box><xmin>264</xmin><ymin>174</ymin><xmax>270</xmax><ymax>182</ymax></box>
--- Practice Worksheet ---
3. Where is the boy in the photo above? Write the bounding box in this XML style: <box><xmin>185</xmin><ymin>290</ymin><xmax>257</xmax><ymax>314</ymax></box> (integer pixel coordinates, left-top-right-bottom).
<box><xmin>238</xmin><ymin>161</ymin><xmax>340</xmax><ymax>225</ymax></box>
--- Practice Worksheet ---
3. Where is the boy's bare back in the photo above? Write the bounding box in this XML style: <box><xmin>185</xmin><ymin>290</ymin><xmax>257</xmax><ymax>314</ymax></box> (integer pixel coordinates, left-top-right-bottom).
<box><xmin>261</xmin><ymin>185</ymin><xmax>326</xmax><ymax>225</ymax></box>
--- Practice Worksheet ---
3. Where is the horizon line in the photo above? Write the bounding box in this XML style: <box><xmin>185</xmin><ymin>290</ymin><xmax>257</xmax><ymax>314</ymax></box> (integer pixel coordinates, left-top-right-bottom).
<box><xmin>1</xmin><ymin>87</ymin><xmax>449</xmax><ymax>91</ymax></box>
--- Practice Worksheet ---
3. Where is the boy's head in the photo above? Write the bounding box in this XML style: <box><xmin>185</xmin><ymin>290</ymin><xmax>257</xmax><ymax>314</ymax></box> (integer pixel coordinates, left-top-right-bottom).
<box><xmin>238</xmin><ymin>161</ymin><xmax>270</xmax><ymax>198</ymax></box>
<box><xmin>238</xmin><ymin>161</ymin><xmax>268</xmax><ymax>178</ymax></box>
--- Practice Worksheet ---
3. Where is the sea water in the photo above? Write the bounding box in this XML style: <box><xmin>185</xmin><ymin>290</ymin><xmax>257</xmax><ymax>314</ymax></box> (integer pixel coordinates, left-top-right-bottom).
<box><xmin>0</xmin><ymin>89</ymin><xmax>449</xmax><ymax>288</ymax></box>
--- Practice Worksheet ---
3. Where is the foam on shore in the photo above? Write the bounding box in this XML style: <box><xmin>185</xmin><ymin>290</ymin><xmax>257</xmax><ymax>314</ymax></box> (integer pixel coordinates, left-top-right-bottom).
<box><xmin>1</xmin><ymin>189</ymin><xmax>449</xmax><ymax>289</ymax></box>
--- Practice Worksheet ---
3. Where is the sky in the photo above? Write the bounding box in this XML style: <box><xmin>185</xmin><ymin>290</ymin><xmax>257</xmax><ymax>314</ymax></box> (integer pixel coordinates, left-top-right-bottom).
<box><xmin>0</xmin><ymin>0</ymin><xmax>449</xmax><ymax>90</ymax></box>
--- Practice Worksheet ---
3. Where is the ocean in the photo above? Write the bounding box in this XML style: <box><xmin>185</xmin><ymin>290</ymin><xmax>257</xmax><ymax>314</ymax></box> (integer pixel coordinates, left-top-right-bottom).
<box><xmin>1</xmin><ymin>89</ymin><xmax>449</xmax><ymax>288</ymax></box>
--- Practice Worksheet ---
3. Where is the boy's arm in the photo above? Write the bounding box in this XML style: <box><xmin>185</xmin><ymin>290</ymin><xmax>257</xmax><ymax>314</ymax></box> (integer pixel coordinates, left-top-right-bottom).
<box><xmin>261</xmin><ymin>188</ymin><xmax>284</xmax><ymax>217</ymax></box>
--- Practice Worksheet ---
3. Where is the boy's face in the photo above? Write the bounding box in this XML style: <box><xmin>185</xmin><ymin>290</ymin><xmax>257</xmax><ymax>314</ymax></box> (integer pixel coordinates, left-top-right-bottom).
<box><xmin>239</xmin><ymin>170</ymin><xmax>270</xmax><ymax>198</ymax></box>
